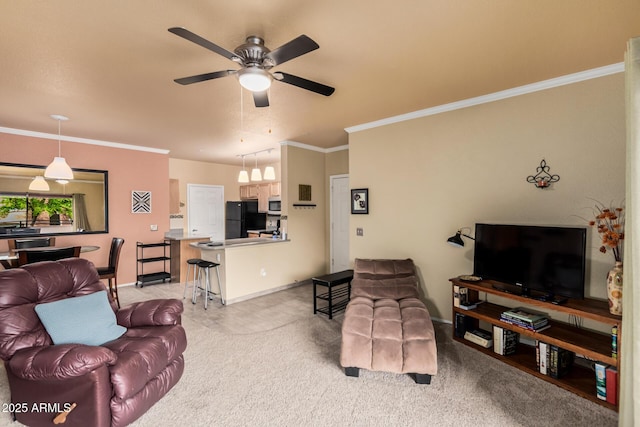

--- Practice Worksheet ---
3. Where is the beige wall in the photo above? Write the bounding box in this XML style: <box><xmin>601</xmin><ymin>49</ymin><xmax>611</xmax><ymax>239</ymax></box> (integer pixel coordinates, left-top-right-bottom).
<box><xmin>348</xmin><ymin>73</ymin><xmax>626</xmax><ymax>322</ymax></box>
<box><xmin>169</xmin><ymin>157</ymin><xmax>282</xmax><ymax>203</ymax></box>
<box><xmin>280</xmin><ymin>144</ymin><xmax>327</xmax><ymax>278</ymax></box>
<box><xmin>0</xmin><ymin>132</ymin><xmax>170</xmax><ymax>285</ymax></box>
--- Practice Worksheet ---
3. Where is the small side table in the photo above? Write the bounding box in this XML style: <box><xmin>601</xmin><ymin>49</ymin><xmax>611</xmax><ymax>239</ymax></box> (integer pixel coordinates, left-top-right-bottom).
<box><xmin>312</xmin><ymin>270</ymin><xmax>354</xmax><ymax>319</ymax></box>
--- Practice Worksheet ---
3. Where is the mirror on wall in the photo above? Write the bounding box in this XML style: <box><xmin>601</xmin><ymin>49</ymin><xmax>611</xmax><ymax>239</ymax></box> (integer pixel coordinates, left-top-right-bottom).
<box><xmin>0</xmin><ymin>162</ymin><xmax>108</xmax><ymax>238</ymax></box>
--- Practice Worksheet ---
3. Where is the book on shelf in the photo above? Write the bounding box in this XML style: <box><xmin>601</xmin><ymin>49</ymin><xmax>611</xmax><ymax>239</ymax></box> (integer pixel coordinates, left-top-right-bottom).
<box><xmin>459</xmin><ymin>300</ymin><xmax>483</xmax><ymax>310</ymax></box>
<box><xmin>463</xmin><ymin>329</ymin><xmax>493</xmax><ymax>348</ymax></box>
<box><xmin>492</xmin><ymin>325</ymin><xmax>519</xmax><ymax>355</ymax></box>
<box><xmin>538</xmin><ymin>342</ymin><xmax>549</xmax><ymax>375</ymax></box>
<box><xmin>499</xmin><ymin>316</ymin><xmax>550</xmax><ymax>332</ymax></box>
<box><xmin>612</xmin><ymin>325</ymin><xmax>618</xmax><ymax>360</ymax></box>
<box><xmin>454</xmin><ymin>312</ymin><xmax>475</xmax><ymax>338</ymax></box>
<box><xmin>548</xmin><ymin>345</ymin><xmax>574</xmax><ymax>379</ymax></box>
<box><xmin>595</xmin><ymin>363</ymin><xmax>607</xmax><ymax>401</ymax></box>
<box><xmin>502</xmin><ymin>307</ymin><xmax>549</xmax><ymax>323</ymax></box>
<box><xmin>605</xmin><ymin>366</ymin><xmax>618</xmax><ymax>405</ymax></box>
<box><xmin>453</xmin><ymin>285</ymin><xmax>469</xmax><ymax>308</ymax></box>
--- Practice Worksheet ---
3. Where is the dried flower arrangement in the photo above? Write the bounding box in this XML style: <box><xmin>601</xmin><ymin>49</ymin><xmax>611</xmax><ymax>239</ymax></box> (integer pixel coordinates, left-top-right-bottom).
<box><xmin>589</xmin><ymin>200</ymin><xmax>625</xmax><ymax>263</ymax></box>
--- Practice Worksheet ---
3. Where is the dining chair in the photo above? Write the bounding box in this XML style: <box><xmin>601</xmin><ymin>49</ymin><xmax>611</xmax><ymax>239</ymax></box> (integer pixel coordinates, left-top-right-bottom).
<box><xmin>96</xmin><ymin>237</ymin><xmax>125</xmax><ymax>308</ymax></box>
<box><xmin>17</xmin><ymin>246</ymin><xmax>81</xmax><ymax>266</ymax></box>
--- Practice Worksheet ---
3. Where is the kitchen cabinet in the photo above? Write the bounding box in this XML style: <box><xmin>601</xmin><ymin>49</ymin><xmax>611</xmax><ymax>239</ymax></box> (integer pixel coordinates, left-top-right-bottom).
<box><xmin>169</xmin><ymin>179</ymin><xmax>180</xmax><ymax>214</ymax></box>
<box><xmin>169</xmin><ymin>237</ymin><xmax>210</xmax><ymax>283</ymax></box>
<box><xmin>239</xmin><ymin>181</ymin><xmax>280</xmax><ymax>212</ymax></box>
<box><xmin>269</xmin><ymin>181</ymin><xmax>280</xmax><ymax>197</ymax></box>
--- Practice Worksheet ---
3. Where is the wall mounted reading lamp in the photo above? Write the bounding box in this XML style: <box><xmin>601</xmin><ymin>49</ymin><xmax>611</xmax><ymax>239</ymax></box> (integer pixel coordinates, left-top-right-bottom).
<box><xmin>447</xmin><ymin>227</ymin><xmax>475</xmax><ymax>248</ymax></box>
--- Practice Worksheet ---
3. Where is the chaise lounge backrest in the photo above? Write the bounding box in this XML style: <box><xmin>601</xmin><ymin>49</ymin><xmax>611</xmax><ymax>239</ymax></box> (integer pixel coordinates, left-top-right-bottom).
<box><xmin>351</xmin><ymin>258</ymin><xmax>419</xmax><ymax>300</ymax></box>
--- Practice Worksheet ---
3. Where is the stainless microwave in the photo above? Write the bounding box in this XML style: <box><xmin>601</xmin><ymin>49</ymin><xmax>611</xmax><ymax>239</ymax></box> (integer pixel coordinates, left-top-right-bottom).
<box><xmin>267</xmin><ymin>197</ymin><xmax>281</xmax><ymax>215</ymax></box>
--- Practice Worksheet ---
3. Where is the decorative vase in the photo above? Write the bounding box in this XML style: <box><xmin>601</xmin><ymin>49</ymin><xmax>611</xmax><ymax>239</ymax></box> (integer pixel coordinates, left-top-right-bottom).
<box><xmin>607</xmin><ymin>261</ymin><xmax>623</xmax><ymax>315</ymax></box>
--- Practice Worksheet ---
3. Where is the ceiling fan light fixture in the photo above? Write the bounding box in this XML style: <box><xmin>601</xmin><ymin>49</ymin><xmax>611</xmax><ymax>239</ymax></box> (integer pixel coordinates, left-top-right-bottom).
<box><xmin>237</xmin><ymin>68</ymin><xmax>272</xmax><ymax>92</ymax></box>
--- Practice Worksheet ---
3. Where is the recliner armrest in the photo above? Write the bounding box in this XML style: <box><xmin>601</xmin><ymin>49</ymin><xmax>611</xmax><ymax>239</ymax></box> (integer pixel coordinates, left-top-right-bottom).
<box><xmin>116</xmin><ymin>299</ymin><xmax>184</xmax><ymax>328</ymax></box>
<box><xmin>8</xmin><ymin>344</ymin><xmax>117</xmax><ymax>381</ymax></box>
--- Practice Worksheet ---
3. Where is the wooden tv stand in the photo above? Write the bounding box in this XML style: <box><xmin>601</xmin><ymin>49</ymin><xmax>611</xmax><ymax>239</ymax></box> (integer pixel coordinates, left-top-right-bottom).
<box><xmin>450</xmin><ymin>277</ymin><xmax>621</xmax><ymax>411</ymax></box>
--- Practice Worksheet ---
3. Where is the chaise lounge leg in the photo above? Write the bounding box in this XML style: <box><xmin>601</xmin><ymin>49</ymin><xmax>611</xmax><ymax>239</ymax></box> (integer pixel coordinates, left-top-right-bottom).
<box><xmin>413</xmin><ymin>373</ymin><xmax>432</xmax><ymax>384</ymax></box>
<box><xmin>345</xmin><ymin>367</ymin><xmax>359</xmax><ymax>377</ymax></box>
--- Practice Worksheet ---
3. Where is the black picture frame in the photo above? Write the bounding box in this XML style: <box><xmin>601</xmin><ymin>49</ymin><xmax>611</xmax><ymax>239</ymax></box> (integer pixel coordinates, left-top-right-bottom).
<box><xmin>351</xmin><ymin>188</ymin><xmax>369</xmax><ymax>214</ymax></box>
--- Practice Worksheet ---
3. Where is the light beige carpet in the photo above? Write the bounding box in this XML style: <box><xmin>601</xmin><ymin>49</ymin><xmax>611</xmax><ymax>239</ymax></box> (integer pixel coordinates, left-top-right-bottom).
<box><xmin>0</xmin><ymin>282</ymin><xmax>618</xmax><ymax>427</ymax></box>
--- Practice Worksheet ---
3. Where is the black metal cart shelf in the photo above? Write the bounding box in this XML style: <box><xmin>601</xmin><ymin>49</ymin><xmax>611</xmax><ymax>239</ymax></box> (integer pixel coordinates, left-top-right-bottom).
<box><xmin>136</xmin><ymin>241</ymin><xmax>171</xmax><ymax>287</ymax></box>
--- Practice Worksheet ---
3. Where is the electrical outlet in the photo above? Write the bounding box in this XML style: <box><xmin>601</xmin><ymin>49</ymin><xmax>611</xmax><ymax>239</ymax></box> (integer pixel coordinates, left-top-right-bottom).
<box><xmin>150</xmin><ymin>224</ymin><xmax>158</xmax><ymax>231</ymax></box>
<box><xmin>260</xmin><ymin>268</ymin><xmax>267</xmax><ymax>277</ymax></box>
<box><xmin>356</xmin><ymin>227</ymin><xmax>364</xmax><ymax>236</ymax></box>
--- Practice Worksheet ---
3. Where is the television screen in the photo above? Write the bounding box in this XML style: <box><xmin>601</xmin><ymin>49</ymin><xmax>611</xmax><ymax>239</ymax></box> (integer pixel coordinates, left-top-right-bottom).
<box><xmin>473</xmin><ymin>223</ymin><xmax>587</xmax><ymax>300</ymax></box>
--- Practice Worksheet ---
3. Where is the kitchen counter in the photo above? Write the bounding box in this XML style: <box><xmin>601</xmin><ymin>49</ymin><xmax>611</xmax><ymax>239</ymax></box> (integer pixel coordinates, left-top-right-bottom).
<box><xmin>164</xmin><ymin>232</ymin><xmax>211</xmax><ymax>283</ymax></box>
<box><xmin>190</xmin><ymin>237</ymin><xmax>292</xmax><ymax>304</ymax></box>
<box><xmin>164</xmin><ymin>231</ymin><xmax>212</xmax><ymax>241</ymax></box>
<box><xmin>192</xmin><ymin>237</ymin><xmax>289</xmax><ymax>249</ymax></box>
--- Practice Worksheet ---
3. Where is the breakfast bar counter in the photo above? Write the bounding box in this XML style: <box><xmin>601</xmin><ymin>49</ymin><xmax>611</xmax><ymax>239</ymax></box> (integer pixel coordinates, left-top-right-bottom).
<box><xmin>190</xmin><ymin>237</ymin><xmax>292</xmax><ymax>304</ymax></box>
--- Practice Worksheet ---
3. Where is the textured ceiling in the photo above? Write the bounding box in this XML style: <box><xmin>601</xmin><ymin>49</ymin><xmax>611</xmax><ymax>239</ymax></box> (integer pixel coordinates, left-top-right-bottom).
<box><xmin>1</xmin><ymin>1</ymin><xmax>639</xmax><ymax>165</ymax></box>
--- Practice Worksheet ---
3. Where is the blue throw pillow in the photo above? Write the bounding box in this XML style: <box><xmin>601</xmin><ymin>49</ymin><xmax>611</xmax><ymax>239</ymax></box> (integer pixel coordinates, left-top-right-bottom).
<box><xmin>34</xmin><ymin>290</ymin><xmax>127</xmax><ymax>346</ymax></box>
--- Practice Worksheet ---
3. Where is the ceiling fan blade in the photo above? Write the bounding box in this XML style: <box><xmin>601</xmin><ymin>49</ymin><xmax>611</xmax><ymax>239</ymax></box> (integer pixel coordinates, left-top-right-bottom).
<box><xmin>169</xmin><ymin>27</ymin><xmax>237</xmax><ymax>61</ymax></box>
<box><xmin>265</xmin><ymin>35</ymin><xmax>319</xmax><ymax>66</ymax></box>
<box><xmin>253</xmin><ymin>91</ymin><xmax>269</xmax><ymax>108</ymax></box>
<box><xmin>274</xmin><ymin>72</ymin><xmax>335</xmax><ymax>96</ymax></box>
<box><xmin>174</xmin><ymin>70</ymin><xmax>234</xmax><ymax>85</ymax></box>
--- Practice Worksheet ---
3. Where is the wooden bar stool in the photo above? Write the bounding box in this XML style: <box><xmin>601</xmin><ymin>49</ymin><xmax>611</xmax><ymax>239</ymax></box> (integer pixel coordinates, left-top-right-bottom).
<box><xmin>182</xmin><ymin>258</ymin><xmax>203</xmax><ymax>304</ymax></box>
<box><xmin>196</xmin><ymin>260</ymin><xmax>224</xmax><ymax>309</ymax></box>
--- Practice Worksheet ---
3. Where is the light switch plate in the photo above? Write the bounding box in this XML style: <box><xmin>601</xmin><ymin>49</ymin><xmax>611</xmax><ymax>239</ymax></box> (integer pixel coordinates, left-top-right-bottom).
<box><xmin>356</xmin><ymin>227</ymin><xmax>363</xmax><ymax>236</ymax></box>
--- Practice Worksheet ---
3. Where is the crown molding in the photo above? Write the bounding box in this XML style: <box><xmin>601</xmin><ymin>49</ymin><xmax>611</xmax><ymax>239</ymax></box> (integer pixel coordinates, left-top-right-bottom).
<box><xmin>0</xmin><ymin>126</ymin><xmax>170</xmax><ymax>154</ymax></box>
<box><xmin>345</xmin><ymin>62</ymin><xmax>625</xmax><ymax>134</ymax></box>
<box><xmin>280</xmin><ymin>140</ymin><xmax>348</xmax><ymax>153</ymax></box>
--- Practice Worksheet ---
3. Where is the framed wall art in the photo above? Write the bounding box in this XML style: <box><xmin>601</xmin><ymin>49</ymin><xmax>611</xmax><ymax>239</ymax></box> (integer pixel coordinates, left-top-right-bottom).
<box><xmin>351</xmin><ymin>188</ymin><xmax>369</xmax><ymax>214</ymax></box>
<box><xmin>132</xmin><ymin>190</ymin><xmax>152</xmax><ymax>213</ymax></box>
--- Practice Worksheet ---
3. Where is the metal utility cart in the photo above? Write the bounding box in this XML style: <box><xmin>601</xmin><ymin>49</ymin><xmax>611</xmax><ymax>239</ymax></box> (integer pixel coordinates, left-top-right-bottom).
<box><xmin>136</xmin><ymin>240</ymin><xmax>171</xmax><ymax>287</ymax></box>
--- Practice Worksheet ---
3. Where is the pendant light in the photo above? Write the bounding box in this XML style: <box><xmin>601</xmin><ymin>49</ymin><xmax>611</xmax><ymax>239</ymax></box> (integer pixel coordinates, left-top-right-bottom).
<box><xmin>263</xmin><ymin>165</ymin><xmax>276</xmax><ymax>181</ymax></box>
<box><xmin>44</xmin><ymin>115</ymin><xmax>74</xmax><ymax>181</ymax></box>
<box><xmin>251</xmin><ymin>153</ymin><xmax>262</xmax><ymax>182</ymax></box>
<box><xmin>28</xmin><ymin>176</ymin><xmax>50</xmax><ymax>191</ymax></box>
<box><xmin>238</xmin><ymin>155</ymin><xmax>249</xmax><ymax>183</ymax></box>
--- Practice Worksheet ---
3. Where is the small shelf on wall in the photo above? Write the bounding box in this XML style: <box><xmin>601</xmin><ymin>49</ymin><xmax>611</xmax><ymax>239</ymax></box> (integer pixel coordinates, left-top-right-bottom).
<box><xmin>293</xmin><ymin>203</ymin><xmax>316</xmax><ymax>209</ymax></box>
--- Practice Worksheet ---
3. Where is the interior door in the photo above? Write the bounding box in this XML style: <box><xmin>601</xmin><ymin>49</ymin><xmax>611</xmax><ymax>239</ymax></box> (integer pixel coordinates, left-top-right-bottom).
<box><xmin>330</xmin><ymin>175</ymin><xmax>350</xmax><ymax>272</ymax></box>
<box><xmin>187</xmin><ymin>184</ymin><xmax>224</xmax><ymax>241</ymax></box>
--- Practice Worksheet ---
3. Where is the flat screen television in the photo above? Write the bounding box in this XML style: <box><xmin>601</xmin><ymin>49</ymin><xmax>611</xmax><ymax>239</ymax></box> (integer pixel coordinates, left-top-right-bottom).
<box><xmin>473</xmin><ymin>223</ymin><xmax>587</xmax><ymax>300</ymax></box>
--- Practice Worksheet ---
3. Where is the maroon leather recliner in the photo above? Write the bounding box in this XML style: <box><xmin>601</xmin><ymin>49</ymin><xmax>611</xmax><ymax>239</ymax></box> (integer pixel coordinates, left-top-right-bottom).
<box><xmin>0</xmin><ymin>258</ymin><xmax>187</xmax><ymax>427</ymax></box>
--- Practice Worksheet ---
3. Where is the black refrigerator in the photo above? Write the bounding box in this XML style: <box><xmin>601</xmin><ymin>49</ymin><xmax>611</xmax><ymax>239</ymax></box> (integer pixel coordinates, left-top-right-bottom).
<box><xmin>225</xmin><ymin>201</ymin><xmax>266</xmax><ymax>239</ymax></box>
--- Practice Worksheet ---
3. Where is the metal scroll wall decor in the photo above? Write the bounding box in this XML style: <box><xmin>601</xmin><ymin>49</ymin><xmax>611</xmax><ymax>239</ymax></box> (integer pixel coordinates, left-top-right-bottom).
<box><xmin>526</xmin><ymin>159</ymin><xmax>560</xmax><ymax>189</ymax></box>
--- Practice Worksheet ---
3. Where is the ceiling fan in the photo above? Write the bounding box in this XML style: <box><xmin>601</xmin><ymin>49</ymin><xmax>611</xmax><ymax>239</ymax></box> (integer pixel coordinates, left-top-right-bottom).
<box><xmin>169</xmin><ymin>27</ymin><xmax>335</xmax><ymax>108</ymax></box>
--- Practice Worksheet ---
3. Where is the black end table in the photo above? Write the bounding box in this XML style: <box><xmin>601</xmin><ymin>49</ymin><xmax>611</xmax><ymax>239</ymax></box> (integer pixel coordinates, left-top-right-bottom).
<box><xmin>312</xmin><ymin>270</ymin><xmax>354</xmax><ymax>319</ymax></box>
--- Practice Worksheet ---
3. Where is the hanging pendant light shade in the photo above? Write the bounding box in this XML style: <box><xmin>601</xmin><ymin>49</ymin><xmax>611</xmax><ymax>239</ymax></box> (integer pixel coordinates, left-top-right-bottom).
<box><xmin>45</xmin><ymin>115</ymin><xmax>74</xmax><ymax>180</ymax></box>
<box><xmin>251</xmin><ymin>154</ymin><xmax>262</xmax><ymax>181</ymax></box>
<box><xmin>263</xmin><ymin>166</ymin><xmax>276</xmax><ymax>180</ymax></box>
<box><xmin>28</xmin><ymin>176</ymin><xmax>50</xmax><ymax>191</ymax></box>
<box><xmin>238</xmin><ymin>155</ymin><xmax>249</xmax><ymax>183</ymax></box>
